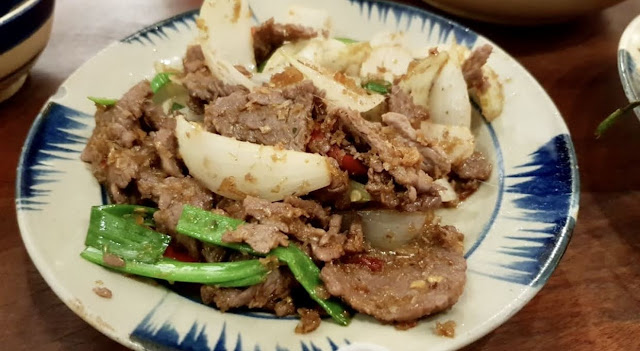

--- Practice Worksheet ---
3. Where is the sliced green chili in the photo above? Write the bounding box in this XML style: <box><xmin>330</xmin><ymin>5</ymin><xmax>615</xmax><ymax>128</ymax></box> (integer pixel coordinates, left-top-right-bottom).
<box><xmin>88</xmin><ymin>97</ymin><xmax>118</xmax><ymax>106</ymax></box>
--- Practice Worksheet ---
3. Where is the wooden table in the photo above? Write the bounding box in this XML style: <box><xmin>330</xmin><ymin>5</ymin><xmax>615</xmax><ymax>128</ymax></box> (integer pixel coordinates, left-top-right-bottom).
<box><xmin>1</xmin><ymin>1</ymin><xmax>639</xmax><ymax>350</ymax></box>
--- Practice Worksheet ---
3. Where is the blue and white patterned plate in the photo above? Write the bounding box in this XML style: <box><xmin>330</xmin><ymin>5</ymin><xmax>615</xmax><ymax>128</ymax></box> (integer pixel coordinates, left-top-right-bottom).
<box><xmin>16</xmin><ymin>1</ymin><xmax>579</xmax><ymax>350</ymax></box>
<box><xmin>619</xmin><ymin>14</ymin><xmax>640</xmax><ymax>119</ymax></box>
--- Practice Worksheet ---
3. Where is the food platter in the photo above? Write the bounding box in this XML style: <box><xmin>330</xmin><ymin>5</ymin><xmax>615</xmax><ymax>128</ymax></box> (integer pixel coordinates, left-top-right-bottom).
<box><xmin>16</xmin><ymin>0</ymin><xmax>579</xmax><ymax>350</ymax></box>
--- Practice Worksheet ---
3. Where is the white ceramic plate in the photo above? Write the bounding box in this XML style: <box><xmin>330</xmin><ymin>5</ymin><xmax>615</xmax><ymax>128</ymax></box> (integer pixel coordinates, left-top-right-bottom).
<box><xmin>16</xmin><ymin>1</ymin><xmax>580</xmax><ymax>350</ymax></box>
<box><xmin>619</xmin><ymin>14</ymin><xmax>640</xmax><ymax>119</ymax></box>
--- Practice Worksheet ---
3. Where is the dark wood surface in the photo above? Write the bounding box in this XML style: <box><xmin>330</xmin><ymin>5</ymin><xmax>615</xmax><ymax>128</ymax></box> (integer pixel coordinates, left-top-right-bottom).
<box><xmin>1</xmin><ymin>0</ymin><xmax>639</xmax><ymax>350</ymax></box>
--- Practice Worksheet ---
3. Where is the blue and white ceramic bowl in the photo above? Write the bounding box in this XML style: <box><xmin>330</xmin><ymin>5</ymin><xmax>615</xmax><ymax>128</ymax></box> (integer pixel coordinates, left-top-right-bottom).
<box><xmin>619</xmin><ymin>14</ymin><xmax>640</xmax><ymax>119</ymax></box>
<box><xmin>16</xmin><ymin>0</ymin><xmax>580</xmax><ymax>350</ymax></box>
<box><xmin>0</xmin><ymin>0</ymin><xmax>54</xmax><ymax>102</ymax></box>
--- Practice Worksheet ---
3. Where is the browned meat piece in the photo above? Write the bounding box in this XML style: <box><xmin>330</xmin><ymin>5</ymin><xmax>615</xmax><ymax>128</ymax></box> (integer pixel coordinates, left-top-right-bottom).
<box><xmin>387</xmin><ymin>86</ymin><xmax>428</xmax><ymax>127</ymax></box>
<box><xmin>201</xmin><ymin>268</ymin><xmax>296</xmax><ymax>315</ymax></box>
<box><xmin>311</xmin><ymin>215</ymin><xmax>346</xmax><ymax>262</ymax></box>
<box><xmin>137</xmin><ymin>173</ymin><xmax>213</xmax><ymax>258</ymax></box>
<box><xmin>321</xmin><ymin>224</ymin><xmax>466</xmax><ymax>323</ymax></box>
<box><xmin>365</xmin><ymin>170</ymin><xmax>441</xmax><ymax>212</ymax></box>
<box><xmin>382</xmin><ymin>112</ymin><xmax>451</xmax><ymax>178</ymax></box>
<box><xmin>216</xmin><ymin>198</ymin><xmax>247</xmax><ymax>220</ymax></box>
<box><xmin>462</xmin><ymin>44</ymin><xmax>492</xmax><ymax>93</ymax></box>
<box><xmin>81</xmin><ymin>81</ymin><xmax>153</xmax><ymax>182</ymax></box>
<box><xmin>295</xmin><ymin>308</ymin><xmax>321</xmax><ymax>334</ymax></box>
<box><xmin>344</xmin><ymin>215</ymin><xmax>365</xmax><ymax>254</ymax></box>
<box><xmin>331</xmin><ymin>107</ymin><xmax>437</xmax><ymax>195</ymax></box>
<box><xmin>453</xmin><ymin>151</ymin><xmax>492</xmax><ymax>181</ymax></box>
<box><xmin>284</xmin><ymin>196</ymin><xmax>330</xmax><ymax>226</ymax></box>
<box><xmin>150</xmin><ymin>118</ymin><xmax>183</xmax><ymax>178</ymax></box>
<box><xmin>204</xmin><ymin>81</ymin><xmax>316</xmax><ymax>151</ymax></box>
<box><xmin>242</xmin><ymin>196</ymin><xmax>348</xmax><ymax>261</ymax></box>
<box><xmin>222</xmin><ymin>223</ymin><xmax>289</xmax><ymax>254</ymax></box>
<box><xmin>201</xmin><ymin>243</ymin><xmax>228</xmax><ymax>263</ymax></box>
<box><xmin>181</xmin><ymin>45</ymin><xmax>247</xmax><ymax>109</ymax></box>
<box><xmin>308</xmin><ymin>158</ymin><xmax>351</xmax><ymax>210</ymax></box>
<box><xmin>253</xmin><ymin>18</ymin><xmax>318</xmax><ymax>64</ymax></box>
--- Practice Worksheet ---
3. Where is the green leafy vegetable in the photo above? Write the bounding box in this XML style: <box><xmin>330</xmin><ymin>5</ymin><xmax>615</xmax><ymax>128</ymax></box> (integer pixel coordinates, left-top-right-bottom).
<box><xmin>151</xmin><ymin>72</ymin><xmax>174</xmax><ymax>94</ymax></box>
<box><xmin>335</xmin><ymin>37</ymin><xmax>358</xmax><ymax>44</ymax></box>
<box><xmin>88</xmin><ymin>97</ymin><xmax>117</xmax><ymax>106</ymax></box>
<box><xmin>362</xmin><ymin>80</ymin><xmax>392</xmax><ymax>95</ymax></box>
<box><xmin>85</xmin><ymin>205</ymin><xmax>169</xmax><ymax>263</ymax></box>
<box><xmin>80</xmin><ymin>247</ymin><xmax>269</xmax><ymax>286</ymax></box>
<box><xmin>596</xmin><ymin>100</ymin><xmax>640</xmax><ymax>138</ymax></box>
<box><xmin>177</xmin><ymin>205</ymin><xmax>351</xmax><ymax>326</ymax></box>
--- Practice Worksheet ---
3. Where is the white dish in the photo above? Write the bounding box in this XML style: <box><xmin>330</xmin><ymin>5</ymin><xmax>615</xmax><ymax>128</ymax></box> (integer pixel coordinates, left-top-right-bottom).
<box><xmin>16</xmin><ymin>1</ymin><xmax>580</xmax><ymax>350</ymax></box>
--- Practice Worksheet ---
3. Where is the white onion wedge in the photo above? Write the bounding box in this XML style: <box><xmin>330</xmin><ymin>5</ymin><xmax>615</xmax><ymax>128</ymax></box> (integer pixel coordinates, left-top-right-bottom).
<box><xmin>434</xmin><ymin>178</ymin><xmax>458</xmax><ymax>203</ymax></box>
<box><xmin>175</xmin><ymin>116</ymin><xmax>332</xmax><ymax>201</ymax></box>
<box><xmin>420</xmin><ymin>121</ymin><xmax>475</xmax><ymax>166</ymax></box>
<box><xmin>198</xmin><ymin>0</ymin><xmax>255</xmax><ymax>70</ymax></box>
<box><xmin>356</xmin><ymin>210</ymin><xmax>431</xmax><ymax>250</ymax></box>
<box><xmin>397</xmin><ymin>52</ymin><xmax>449</xmax><ymax>110</ymax></box>
<box><xmin>428</xmin><ymin>59</ymin><xmax>471</xmax><ymax>127</ymax></box>
<box><xmin>285</xmin><ymin>54</ymin><xmax>385</xmax><ymax>112</ymax></box>
<box><xmin>198</xmin><ymin>38</ymin><xmax>256</xmax><ymax>90</ymax></box>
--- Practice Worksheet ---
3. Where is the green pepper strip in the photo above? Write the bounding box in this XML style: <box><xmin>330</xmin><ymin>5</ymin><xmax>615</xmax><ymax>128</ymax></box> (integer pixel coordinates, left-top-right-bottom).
<box><xmin>176</xmin><ymin>205</ymin><xmax>351</xmax><ymax>326</ymax></box>
<box><xmin>85</xmin><ymin>205</ymin><xmax>170</xmax><ymax>263</ymax></box>
<box><xmin>87</xmin><ymin>96</ymin><xmax>117</xmax><ymax>106</ymax></box>
<box><xmin>80</xmin><ymin>247</ymin><xmax>269</xmax><ymax>286</ymax></box>
<box><xmin>151</xmin><ymin>72</ymin><xmax>174</xmax><ymax>94</ymax></box>
<box><xmin>362</xmin><ymin>80</ymin><xmax>391</xmax><ymax>95</ymax></box>
<box><xmin>595</xmin><ymin>100</ymin><xmax>640</xmax><ymax>138</ymax></box>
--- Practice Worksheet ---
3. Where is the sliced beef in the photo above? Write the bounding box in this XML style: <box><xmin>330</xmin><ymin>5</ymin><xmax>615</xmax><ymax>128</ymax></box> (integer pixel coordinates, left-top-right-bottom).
<box><xmin>181</xmin><ymin>45</ymin><xmax>247</xmax><ymax>110</ymax></box>
<box><xmin>138</xmin><ymin>173</ymin><xmax>213</xmax><ymax>258</ymax></box>
<box><xmin>295</xmin><ymin>308</ymin><xmax>322</xmax><ymax>334</ymax></box>
<box><xmin>331</xmin><ymin>107</ymin><xmax>437</xmax><ymax>196</ymax></box>
<box><xmin>201</xmin><ymin>268</ymin><xmax>296</xmax><ymax>316</ymax></box>
<box><xmin>382</xmin><ymin>112</ymin><xmax>451</xmax><ymax>178</ymax></box>
<box><xmin>284</xmin><ymin>196</ymin><xmax>330</xmax><ymax>226</ymax></box>
<box><xmin>320</xmin><ymin>224</ymin><xmax>466</xmax><ymax>323</ymax></box>
<box><xmin>453</xmin><ymin>151</ymin><xmax>492</xmax><ymax>181</ymax></box>
<box><xmin>204</xmin><ymin>81</ymin><xmax>316</xmax><ymax>151</ymax></box>
<box><xmin>81</xmin><ymin>81</ymin><xmax>158</xmax><ymax>203</ymax></box>
<box><xmin>253</xmin><ymin>18</ymin><xmax>318</xmax><ymax>64</ymax></box>
<box><xmin>242</xmin><ymin>196</ymin><xmax>348</xmax><ymax>261</ymax></box>
<box><xmin>150</xmin><ymin>118</ymin><xmax>183</xmax><ymax>178</ymax></box>
<box><xmin>365</xmin><ymin>170</ymin><xmax>441</xmax><ymax>212</ymax></box>
<box><xmin>222</xmin><ymin>223</ymin><xmax>289</xmax><ymax>254</ymax></box>
<box><xmin>201</xmin><ymin>243</ymin><xmax>228</xmax><ymax>263</ymax></box>
<box><xmin>344</xmin><ymin>215</ymin><xmax>365</xmax><ymax>254</ymax></box>
<box><xmin>387</xmin><ymin>86</ymin><xmax>428</xmax><ymax>127</ymax></box>
<box><xmin>462</xmin><ymin>44</ymin><xmax>492</xmax><ymax>93</ymax></box>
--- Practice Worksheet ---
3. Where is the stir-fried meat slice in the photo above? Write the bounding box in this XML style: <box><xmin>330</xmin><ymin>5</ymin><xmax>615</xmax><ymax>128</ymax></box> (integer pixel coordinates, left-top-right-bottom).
<box><xmin>181</xmin><ymin>45</ymin><xmax>248</xmax><ymax>112</ymax></box>
<box><xmin>137</xmin><ymin>172</ymin><xmax>213</xmax><ymax>258</ymax></box>
<box><xmin>252</xmin><ymin>17</ymin><xmax>318</xmax><ymax>64</ymax></box>
<box><xmin>462</xmin><ymin>44</ymin><xmax>492</xmax><ymax>93</ymax></box>
<box><xmin>331</xmin><ymin>107</ymin><xmax>438</xmax><ymax>196</ymax></box>
<box><xmin>222</xmin><ymin>223</ymin><xmax>289</xmax><ymax>254</ymax></box>
<box><xmin>81</xmin><ymin>81</ymin><xmax>152</xmax><ymax>181</ymax></box>
<box><xmin>382</xmin><ymin>112</ymin><xmax>451</xmax><ymax>178</ymax></box>
<box><xmin>295</xmin><ymin>308</ymin><xmax>322</xmax><ymax>334</ymax></box>
<box><xmin>453</xmin><ymin>151</ymin><xmax>492</xmax><ymax>181</ymax></box>
<box><xmin>241</xmin><ymin>196</ymin><xmax>349</xmax><ymax>261</ymax></box>
<box><xmin>284</xmin><ymin>196</ymin><xmax>330</xmax><ymax>226</ymax></box>
<box><xmin>366</xmin><ymin>170</ymin><xmax>441</xmax><ymax>212</ymax></box>
<box><xmin>204</xmin><ymin>81</ymin><xmax>316</xmax><ymax>151</ymax></box>
<box><xmin>201</xmin><ymin>243</ymin><xmax>228</xmax><ymax>263</ymax></box>
<box><xmin>320</xmin><ymin>225</ymin><xmax>466</xmax><ymax>324</ymax></box>
<box><xmin>150</xmin><ymin>118</ymin><xmax>183</xmax><ymax>178</ymax></box>
<box><xmin>344</xmin><ymin>215</ymin><xmax>365</xmax><ymax>254</ymax></box>
<box><xmin>201</xmin><ymin>268</ymin><xmax>296</xmax><ymax>316</ymax></box>
<box><xmin>387</xmin><ymin>86</ymin><xmax>429</xmax><ymax>127</ymax></box>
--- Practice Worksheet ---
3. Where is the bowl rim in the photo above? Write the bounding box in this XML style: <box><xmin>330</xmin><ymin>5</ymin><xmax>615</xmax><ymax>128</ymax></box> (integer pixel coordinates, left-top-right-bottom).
<box><xmin>0</xmin><ymin>0</ymin><xmax>41</xmax><ymax>25</ymax></box>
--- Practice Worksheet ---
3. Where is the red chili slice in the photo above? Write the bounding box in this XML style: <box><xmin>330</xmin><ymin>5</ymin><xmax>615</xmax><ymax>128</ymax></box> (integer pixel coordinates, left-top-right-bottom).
<box><xmin>163</xmin><ymin>245</ymin><xmax>198</xmax><ymax>262</ymax></box>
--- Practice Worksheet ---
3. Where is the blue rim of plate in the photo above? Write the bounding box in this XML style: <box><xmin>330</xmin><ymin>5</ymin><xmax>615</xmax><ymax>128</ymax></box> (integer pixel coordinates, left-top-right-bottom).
<box><xmin>15</xmin><ymin>1</ymin><xmax>580</xmax><ymax>350</ymax></box>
